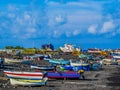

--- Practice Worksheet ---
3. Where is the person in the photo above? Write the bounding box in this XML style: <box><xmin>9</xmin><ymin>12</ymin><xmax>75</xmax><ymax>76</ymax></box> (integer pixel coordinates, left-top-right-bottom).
<box><xmin>78</xmin><ymin>70</ymin><xmax>85</xmax><ymax>79</ymax></box>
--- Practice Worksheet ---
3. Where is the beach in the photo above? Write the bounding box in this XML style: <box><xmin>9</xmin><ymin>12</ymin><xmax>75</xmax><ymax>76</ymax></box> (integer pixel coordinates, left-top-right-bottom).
<box><xmin>0</xmin><ymin>64</ymin><xmax>120</xmax><ymax>90</ymax></box>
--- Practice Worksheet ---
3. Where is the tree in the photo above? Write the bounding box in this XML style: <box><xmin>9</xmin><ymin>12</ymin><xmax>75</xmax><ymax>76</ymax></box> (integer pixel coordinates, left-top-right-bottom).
<box><xmin>5</xmin><ymin>46</ymin><xmax>24</xmax><ymax>49</ymax></box>
<box><xmin>5</xmin><ymin>46</ymin><xmax>14</xmax><ymax>49</ymax></box>
<box><xmin>14</xmin><ymin>46</ymin><xmax>24</xmax><ymax>49</ymax></box>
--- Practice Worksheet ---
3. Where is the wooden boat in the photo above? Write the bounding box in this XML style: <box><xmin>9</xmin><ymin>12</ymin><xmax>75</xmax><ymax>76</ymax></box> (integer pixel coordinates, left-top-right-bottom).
<box><xmin>4</xmin><ymin>70</ymin><xmax>44</xmax><ymax>80</ymax></box>
<box><xmin>116</xmin><ymin>60</ymin><xmax>120</xmax><ymax>63</ymax></box>
<box><xmin>116</xmin><ymin>60</ymin><xmax>120</xmax><ymax>65</ymax></box>
<box><xmin>46</xmin><ymin>71</ymin><xmax>81</xmax><ymax>79</ymax></box>
<box><xmin>30</xmin><ymin>65</ymin><xmax>55</xmax><ymax>71</ymax></box>
<box><xmin>61</xmin><ymin>65</ymin><xmax>73</xmax><ymax>71</ymax></box>
<box><xmin>49</xmin><ymin>59</ymin><xmax>70</xmax><ymax>65</ymax></box>
<box><xmin>0</xmin><ymin>58</ymin><xmax>4</xmax><ymax>68</ymax></box>
<box><xmin>79</xmin><ymin>54</ymin><xmax>88</xmax><ymax>59</ymax></box>
<box><xmin>70</xmin><ymin>60</ymin><xmax>89</xmax><ymax>66</ymax></box>
<box><xmin>90</xmin><ymin>63</ymin><xmax>101</xmax><ymax>70</ymax></box>
<box><xmin>102</xmin><ymin>59</ymin><xmax>113</xmax><ymax>65</ymax></box>
<box><xmin>60</xmin><ymin>44</ymin><xmax>80</xmax><ymax>53</ymax></box>
<box><xmin>61</xmin><ymin>65</ymin><xmax>90</xmax><ymax>71</ymax></box>
<box><xmin>4</xmin><ymin>58</ymin><xmax>31</xmax><ymax>64</ymax></box>
<box><xmin>9</xmin><ymin>77</ymin><xmax>48</xmax><ymax>86</ymax></box>
<box><xmin>88</xmin><ymin>48</ymin><xmax>101</xmax><ymax>54</ymax></box>
<box><xmin>112</xmin><ymin>54</ymin><xmax>120</xmax><ymax>59</ymax></box>
<box><xmin>70</xmin><ymin>60</ymin><xmax>90</xmax><ymax>71</ymax></box>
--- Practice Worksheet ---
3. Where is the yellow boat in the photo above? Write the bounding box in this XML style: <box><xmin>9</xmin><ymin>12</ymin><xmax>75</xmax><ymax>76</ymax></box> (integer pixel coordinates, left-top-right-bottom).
<box><xmin>9</xmin><ymin>77</ymin><xmax>48</xmax><ymax>86</ymax></box>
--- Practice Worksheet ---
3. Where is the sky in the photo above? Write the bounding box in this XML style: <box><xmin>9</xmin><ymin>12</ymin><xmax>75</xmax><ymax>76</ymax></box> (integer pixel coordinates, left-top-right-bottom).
<box><xmin>0</xmin><ymin>0</ymin><xmax>120</xmax><ymax>49</ymax></box>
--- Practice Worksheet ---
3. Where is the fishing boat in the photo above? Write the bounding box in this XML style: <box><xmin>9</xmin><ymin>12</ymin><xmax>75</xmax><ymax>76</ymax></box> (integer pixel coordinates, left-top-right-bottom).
<box><xmin>60</xmin><ymin>65</ymin><xmax>90</xmax><ymax>71</ymax></box>
<box><xmin>49</xmin><ymin>59</ymin><xmax>70</xmax><ymax>65</ymax></box>
<box><xmin>90</xmin><ymin>63</ymin><xmax>101</xmax><ymax>70</ymax></box>
<box><xmin>0</xmin><ymin>57</ymin><xmax>4</xmax><ymax>68</ymax></box>
<box><xmin>9</xmin><ymin>77</ymin><xmax>48</xmax><ymax>86</ymax></box>
<box><xmin>102</xmin><ymin>59</ymin><xmax>113</xmax><ymax>65</ymax></box>
<box><xmin>60</xmin><ymin>44</ymin><xmax>80</xmax><ymax>53</ymax></box>
<box><xmin>60</xmin><ymin>65</ymin><xmax>73</xmax><ymax>71</ymax></box>
<box><xmin>46</xmin><ymin>71</ymin><xmax>82</xmax><ymax>79</ymax></box>
<box><xmin>4</xmin><ymin>58</ymin><xmax>31</xmax><ymax>64</ymax></box>
<box><xmin>4</xmin><ymin>70</ymin><xmax>44</xmax><ymax>80</ymax></box>
<box><xmin>87</xmin><ymin>48</ymin><xmax>101</xmax><ymax>54</ymax></box>
<box><xmin>116</xmin><ymin>59</ymin><xmax>120</xmax><ymax>65</ymax></box>
<box><xmin>70</xmin><ymin>60</ymin><xmax>89</xmax><ymax>66</ymax></box>
<box><xmin>112</xmin><ymin>54</ymin><xmax>120</xmax><ymax>59</ymax></box>
<box><xmin>70</xmin><ymin>60</ymin><xmax>90</xmax><ymax>71</ymax></box>
<box><xmin>102</xmin><ymin>58</ymin><xmax>118</xmax><ymax>65</ymax></box>
<box><xmin>30</xmin><ymin>65</ymin><xmax>55</xmax><ymax>71</ymax></box>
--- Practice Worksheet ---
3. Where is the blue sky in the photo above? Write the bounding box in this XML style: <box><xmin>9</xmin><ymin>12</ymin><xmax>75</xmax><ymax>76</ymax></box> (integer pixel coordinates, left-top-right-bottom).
<box><xmin>0</xmin><ymin>0</ymin><xmax>120</xmax><ymax>49</ymax></box>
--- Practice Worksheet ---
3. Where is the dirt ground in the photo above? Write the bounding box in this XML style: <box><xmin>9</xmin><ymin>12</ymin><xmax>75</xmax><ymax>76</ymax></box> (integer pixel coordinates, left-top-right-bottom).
<box><xmin>0</xmin><ymin>64</ymin><xmax>120</xmax><ymax>90</ymax></box>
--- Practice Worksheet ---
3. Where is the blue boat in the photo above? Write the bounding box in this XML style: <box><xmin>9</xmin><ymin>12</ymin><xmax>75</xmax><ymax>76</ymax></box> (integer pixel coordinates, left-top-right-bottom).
<box><xmin>30</xmin><ymin>65</ymin><xmax>55</xmax><ymax>71</ymax></box>
<box><xmin>73</xmin><ymin>65</ymin><xmax>90</xmax><ymax>71</ymax></box>
<box><xmin>49</xmin><ymin>59</ymin><xmax>70</xmax><ymax>65</ymax></box>
<box><xmin>90</xmin><ymin>63</ymin><xmax>101</xmax><ymax>70</ymax></box>
<box><xmin>0</xmin><ymin>58</ymin><xmax>4</xmax><ymax>68</ymax></box>
<box><xmin>61</xmin><ymin>65</ymin><xmax>90</xmax><ymax>71</ymax></box>
<box><xmin>46</xmin><ymin>71</ymin><xmax>81</xmax><ymax>79</ymax></box>
<box><xmin>61</xmin><ymin>65</ymin><xmax>73</xmax><ymax>71</ymax></box>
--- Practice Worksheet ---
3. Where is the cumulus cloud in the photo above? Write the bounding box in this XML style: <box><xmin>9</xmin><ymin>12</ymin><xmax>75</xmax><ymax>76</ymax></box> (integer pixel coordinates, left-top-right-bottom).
<box><xmin>48</xmin><ymin>13</ymin><xmax>67</xmax><ymax>27</ymax></box>
<box><xmin>73</xmin><ymin>30</ymin><xmax>80</xmax><ymax>35</ymax></box>
<box><xmin>100</xmin><ymin>21</ymin><xmax>115</xmax><ymax>33</ymax></box>
<box><xmin>0</xmin><ymin>0</ymin><xmax>49</xmax><ymax>39</ymax></box>
<box><xmin>100</xmin><ymin>0</ymin><xmax>120</xmax><ymax>35</ymax></box>
<box><xmin>0</xmin><ymin>0</ymin><xmax>119</xmax><ymax>40</ymax></box>
<box><xmin>53</xmin><ymin>30</ymin><xmax>63</xmax><ymax>38</ymax></box>
<box><xmin>88</xmin><ymin>24</ymin><xmax>97</xmax><ymax>34</ymax></box>
<box><xmin>56</xmin><ymin>15</ymin><xmax>64</xmax><ymax>23</ymax></box>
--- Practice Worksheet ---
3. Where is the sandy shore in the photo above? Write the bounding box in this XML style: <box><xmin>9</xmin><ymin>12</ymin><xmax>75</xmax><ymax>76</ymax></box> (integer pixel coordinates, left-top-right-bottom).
<box><xmin>0</xmin><ymin>64</ymin><xmax>120</xmax><ymax>90</ymax></box>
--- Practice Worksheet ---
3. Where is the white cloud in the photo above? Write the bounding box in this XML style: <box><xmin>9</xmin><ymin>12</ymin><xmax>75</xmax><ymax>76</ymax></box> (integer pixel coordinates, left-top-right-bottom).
<box><xmin>73</xmin><ymin>30</ymin><xmax>80</xmax><ymax>35</ymax></box>
<box><xmin>24</xmin><ymin>13</ymin><xmax>31</xmax><ymax>20</ymax></box>
<box><xmin>55</xmin><ymin>15</ymin><xmax>63</xmax><ymax>23</ymax></box>
<box><xmin>7</xmin><ymin>13</ymin><xmax>16</xmax><ymax>18</ymax></box>
<box><xmin>48</xmin><ymin>13</ymin><xmax>67</xmax><ymax>27</ymax></box>
<box><xmin>55</xmin><ymin>14</ymin><xmax>67</xmax><ymax>25</ymax></box>
<box><xmin>0</xmin><ymin>0</ymin><xmax>119</xmax><ymax>40</ymax></box>
<box><xmin>53</xmin><ymin>30</ymin><xmax>62</xmax><ymax>38</ymax></box>
<box><xmin>88</xmin><ymin>24</ymin><xmax>97</xmax><ymax>34</ymax></box>
<box><xmin>48</xmin><ymin>1</ymin><xmax>60</xmax><ymax>6</ymax></box>
<box><xmin>7</xmin><ymin>4</ymin><xmax>18</xmax><ymax>11</ymax></box>
<box><xmin>100</xmin><ymin>21</ymin><xmax>115</xmax><ymax>33</ymax></box>
<box><xmin>66</xmin><ymin>31</ymin><xmax>71</xmax><ymax>37</ymax></box>
<box><xmin>26</xmin><ymin>28</ymin><xmax>36</xmax><ymax>33</ymax></box>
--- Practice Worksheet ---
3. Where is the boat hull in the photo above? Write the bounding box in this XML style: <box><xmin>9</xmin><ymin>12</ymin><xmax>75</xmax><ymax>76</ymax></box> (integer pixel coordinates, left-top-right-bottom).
<box><xmin>31</xmin><ymin>65</ymin><xmax>55</xmax><ymax>71</ymax></box>
<box><xmin>4</xmin><ymin>58</ymin><xmax>31</xmax><ymax>64</ymax></box>
<box><xmin>4</xmin><ymin>70</ymin><xmax>44</xmax><ymax>80</ymax></box>
<box><xmin>10</xmin><ymin>77</ymin><xmax>48</xmax><ymax>86</ymax></box>
<box><xmin>46</xmin><ymin>71</ymin><xmax>81</xmax><ymax>79</ymax></box>
<box><xmin>49</xmin><ymin>59</ymin><xmax>70</xmax><ymax>65</ymax></box>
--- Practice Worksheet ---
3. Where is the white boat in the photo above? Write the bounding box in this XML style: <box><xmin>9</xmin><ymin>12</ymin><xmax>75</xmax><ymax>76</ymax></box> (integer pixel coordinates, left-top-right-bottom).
<box><xmin>4</xmin><ymin>70</ymin><xmax>44</xmax><ymax>80</ymax></box>
<box><xmin>88</xmin><ymin>48</ymin><xmax>101</xmax><ymax>53</ymax></box>
<box><xmin>113</xmin><ymin>55</ymin><xmax>120</xmax><ymax>59</ymax></box>
<box><xmin>112</xmin><ymin>54</ymin><xmax>120</xmax><ymax>59</ymax></box>
<box><xmin>102</xmin><ymin>59</ymin><xmax>116</xmax><ymax>65</ymax></box>
<box><xmin>9</xmin><ymin>77</ymin><xmax>48</xmax><ymax>86</ymax></box>
<box><xmin>30</xmin><ymin>65</ymin><xmax>55</xmax><ymax>70</ymax></box>
<box><xmin>4</xmin><ymin>58</ymin><xmax>31</xmax><ymax>64</ymax></box>
<box><xmin>60</xmin><ymin>44</ymin><xmax>80</xmax><ymax>53</ymax></box>
<box><xmin>70</xmin><ymin>60</ymin><xmax>89</xmax><ymax>66</ymax></box>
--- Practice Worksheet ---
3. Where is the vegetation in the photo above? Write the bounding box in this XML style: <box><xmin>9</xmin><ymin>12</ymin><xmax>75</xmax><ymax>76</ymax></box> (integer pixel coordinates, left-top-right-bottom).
<box><xmin>22</xmin><ymin>49</ymin><xmax>36</xmax><ymax>55</ymax></box>
<box><xmin>5</xmin><ymin>46</ymin><xmax>24</xmax><ymax>49</ymax></box>
<box><xmin>5</xmin><ymin>46</ymin><xmax>14</xmax><ymax>49</ymax></box>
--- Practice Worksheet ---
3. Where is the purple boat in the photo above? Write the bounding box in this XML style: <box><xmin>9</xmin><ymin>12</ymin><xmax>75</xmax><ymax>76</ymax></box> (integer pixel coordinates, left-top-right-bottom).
<box><xmin>46</xmin><ymin>71</ymin><xmax>81</xmax><ymax>79</ymax></box>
